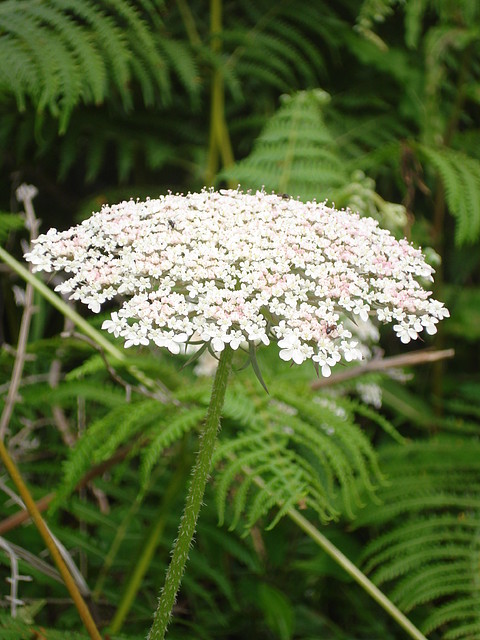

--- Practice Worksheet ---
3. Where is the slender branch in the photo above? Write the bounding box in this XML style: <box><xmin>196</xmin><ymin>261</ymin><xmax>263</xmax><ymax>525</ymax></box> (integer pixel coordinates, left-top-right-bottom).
<box><xmin>0</xmin><ymin>492</ymin><xmax>54</xmax><ymax>536</ymax></box>
<box><xmin>0</xmin><ymin>440</ymin><xmax>102</xmax><ymax>639</ymax></box>
<box><xmin>311</xmin><ymin>348</ymin><xmax>455</xmax><ymax>389</ymax></box>
<box><xmin>233</xmin><ymin>456</ymin><xmax>428</xmax><ymax>640</ymax></box>
<box><xmin>0</xmin><ymin>282</ymin><xmax>35</xmax><ymax>440</ymax></box>
<box><xmin>0</xmin><ymin>443</ymin><xmax>134</xmax><ymax>536</ymax></box>
<box><xmin>0</xmin><ymin>373</ymin><xmax>52</xmax><ymax>394</ymax></box>
<box><xmin>0</xmin><ymin>188</ymin><xmax>39</xmax><ymax>440</ymax></box>
<box><xmin>50</xmin><ymin>318</ymin><xmax>77</xmax><ymax>448</ymax></box>
<box><xmin>0</xmin><ymin>536</ymin><xmax>30</xmax><ymax>617</ymax></box>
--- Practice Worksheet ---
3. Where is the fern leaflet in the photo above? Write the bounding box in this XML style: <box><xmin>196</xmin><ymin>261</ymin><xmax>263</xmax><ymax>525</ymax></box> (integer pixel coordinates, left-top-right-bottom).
<box><xmin>416</xmin><ymin>143</ymin><xmax>480</xmax><ymax>245</ymax></box>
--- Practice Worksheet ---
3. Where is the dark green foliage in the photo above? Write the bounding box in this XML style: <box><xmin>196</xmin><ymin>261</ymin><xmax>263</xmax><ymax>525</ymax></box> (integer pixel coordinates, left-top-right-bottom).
<box><xmin>213</xmin><ymin>380</ymin><xmax>386</xmax><ymax>530</ymax></box>
<box><xmin>0</xmin><ymin>612</ymin><xmax>88</xmax><ymax>639</ymax></box>
<box><xmin>0</xmin><ymin>0</ymin><xmax>199</xmax><ymax>132</ymax></box>
<box><xmin>416</xmin><ymin>145</ymin><xmax>480</xmax><ymax>245</ymax></box>
<box><xmin>355</xmin><ymin>438</ymin><xmax>480</xmax><ymax>640</ymax></box>
<box><xmin>443</xmin><ymin>285</ymin><xmax>480</xmax><ymax>341</ymax></box>
<box><xmin>0</xmin><ymin>213</ymin><xmax>24</xmax><ymax>244</ymax></box>
<box><xmin>1</xmin><ymin>0</ymin><xmax>480</xmax><ymax>638</ymax></box>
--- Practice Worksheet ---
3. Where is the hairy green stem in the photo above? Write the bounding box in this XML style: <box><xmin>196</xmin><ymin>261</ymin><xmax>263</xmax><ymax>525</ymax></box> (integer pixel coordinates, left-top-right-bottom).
<box><xmin>147</xmin><ymin>346</ymin><xmax>234</xmax><ymax>639</ymax></box>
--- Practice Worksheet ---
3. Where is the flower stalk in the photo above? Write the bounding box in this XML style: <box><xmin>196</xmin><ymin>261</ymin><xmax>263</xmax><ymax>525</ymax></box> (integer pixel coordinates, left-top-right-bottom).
<box><xmin>147</xmin><ymin>346</ymin><xmax>234</xmax><ymax>639</ymax></box>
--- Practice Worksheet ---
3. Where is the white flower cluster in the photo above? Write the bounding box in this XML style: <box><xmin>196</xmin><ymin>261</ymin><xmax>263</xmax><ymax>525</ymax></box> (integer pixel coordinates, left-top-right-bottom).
<box><xmin>25</xmin><ymin>189</ymin><xmax>449</xmax><ymax>377</ymax></box>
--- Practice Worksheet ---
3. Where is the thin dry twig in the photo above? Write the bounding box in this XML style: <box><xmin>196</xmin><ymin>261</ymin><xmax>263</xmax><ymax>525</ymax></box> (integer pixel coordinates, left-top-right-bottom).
<box><xmin>0</xmin><ymin>185</ymin><xmax>102</xmax><ymax>639</ymax></box>
<box><xmin>0</xmin><ymin>443</ymin><xmax>134</xmax><ymax>535</ymax></box>
<box><xmin>0</xmin><ymin>185</ymin><xmax>40</xmax><ymax>440</ymax></box>
<box><xmin>49</xmin><ymin>318</ymin><xmax>77</xmax><ymax>448</ymax></box>
<box><xmin>0</xmin><ymin>536</ymin><xmax>32</xmax><ymax>617</ymax></box>
<box><xmin>311</xmin><ymin>347</ymin><xmax>455</xmax><ymax>389</ymax></box>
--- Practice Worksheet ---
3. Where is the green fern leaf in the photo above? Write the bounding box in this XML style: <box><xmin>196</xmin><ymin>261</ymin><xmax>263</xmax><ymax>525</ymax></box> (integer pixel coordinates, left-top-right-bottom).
<box><xmin>222</xmin><ymin>89</ymin><xmax>347</xmax><ymax>202</ymax></box>
<box><xmin>139</xmin><ymin>406</ymin><xmax>206</xmax><ymax>489</ymax></box>
<box><xmin>214</xmin><ymin>380</ymin><xmax>384</xmax><ymax>533</ymax></box>
<box><xmin>0</xmin><ymin>0</ymin><xmax>196</xmax><ymax>131</ymax></box>
<box><xmin>52</xmin><ymin>399</ymin><xmax>168</xmax><ymax>509</ymax></box>
<box><xmin>416</xmin><ymin>143</ymin><xmax>480</xmax><ymax>244</ymax></box>
<box><xmin>356</xmin><ymin>437</ymin><xmax>480</xmax><ymax>640</ymax></box>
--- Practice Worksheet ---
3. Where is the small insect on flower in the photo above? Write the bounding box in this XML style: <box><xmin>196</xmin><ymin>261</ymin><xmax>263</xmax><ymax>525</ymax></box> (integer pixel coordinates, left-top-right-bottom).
<box><xmin>325</xmin><ymin>324</ymin><xmax>337</xmax><ymax>335</ymax></box>
<box><xmin>168</xmin><ymin>219</ymin><xmax>175</xmax><ymax>229</ymax></box>
<box><xmin>278</xmin><ymin>193</ymin><xmax>291</xmax><ymax>200</ymax></box>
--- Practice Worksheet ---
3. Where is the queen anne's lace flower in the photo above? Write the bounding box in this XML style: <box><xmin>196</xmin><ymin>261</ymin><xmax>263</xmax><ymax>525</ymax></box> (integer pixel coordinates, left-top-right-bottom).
<box><xmin>24</xmin><ymin>188</ymin><xmax>449</xmax><ymax>376</ymax></box>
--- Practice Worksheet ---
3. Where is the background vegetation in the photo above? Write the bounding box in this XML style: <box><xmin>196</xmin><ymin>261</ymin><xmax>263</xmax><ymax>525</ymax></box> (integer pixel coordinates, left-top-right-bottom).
<box><xmin>1</xmin><ymin>0</ymin><xmax>480</xmax><ymax>638</ymax></box>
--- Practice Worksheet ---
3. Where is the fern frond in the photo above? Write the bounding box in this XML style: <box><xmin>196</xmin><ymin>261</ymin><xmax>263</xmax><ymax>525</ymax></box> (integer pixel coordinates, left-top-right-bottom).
<box><xmin>403</xmin><ymin>0</ymin><xmax>429</xmax><ymax>49</ymax></box>
<box><xmin>53</xmin><ymin>398</ymin><xmax>169</xmax><ymax>508</ymax></box>
<box><xmin>226</xmin><ymin>29</ymin><xmax>301</xmax><ymax>89</ymax></box>
<box><xmin>223</xmin><ymin>89</ymin><xmax>346</xmax><ymax>202</ymax></box>
<box><xmin>416</xmin><ymin>143</ymin><xmax>480</xmax><ymax>245</ymax></box>
<box><xmin>213</xmin><ymin>380</ymin><xmax>383</xmax><ymax>532</ymax></box>
<box><xmin>139</xmin><ymin>406</ymin><xmax>206</xmax><ymax>489</ymax></box>
<box><xmin>157</xmin><ymin>38</ymin><xmax>200</xmax><ymax>106</ymax></box>
<box><xmin>274</xmin><ymin>389</ymin><xmax>385</xmax><ymax>509</ymax></box>
<box><xmin>0</xmin><ymin>0</ymin><xmax>196</xmax><ymax>131</ymax></box>
<box><xmin>356</xmin><ymin>437</ymin><xmax>480</xmax><ymax>640</ymax></box>
<box><xmin>222</xmin><ymin>0</ymin><xmax>331</xmax><ymax>96</ymax></box>
<box><xmin>349</xmin><ymin>400</ymin><xmax>405</xmax><ymax>444</ymax></box>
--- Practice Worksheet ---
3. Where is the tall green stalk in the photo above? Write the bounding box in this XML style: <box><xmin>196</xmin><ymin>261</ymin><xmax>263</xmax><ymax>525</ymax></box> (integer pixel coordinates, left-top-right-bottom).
<box><xmin>206</xmin><ymin>0</ymin><xmax>234</xmax><ymax>186</ymax></box>
<box><xmin>236</xmin><ymin>457</ymin><xmax>428</xmax><ymax>640</ymax></box>
<box><xmin>147</xmin><ymin>346</ymin><xmax>234</xmax><ymax>640</ymax></box>
<box><xmin>287</xmin><ymin>509</ymin><xmax>428</xmax><ymax>640</ymax></box>
<box><xmin>0</xmin><ymin>440</ymin><xmax>102</xmax><ymax>640</ymax></box>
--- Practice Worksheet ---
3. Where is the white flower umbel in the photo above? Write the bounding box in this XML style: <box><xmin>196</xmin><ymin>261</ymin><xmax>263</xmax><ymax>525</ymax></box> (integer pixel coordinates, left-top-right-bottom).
<box><xmin>25</xmin><ymin>188</ymin><xmax>448</xmax><ymax>377</ymax></box>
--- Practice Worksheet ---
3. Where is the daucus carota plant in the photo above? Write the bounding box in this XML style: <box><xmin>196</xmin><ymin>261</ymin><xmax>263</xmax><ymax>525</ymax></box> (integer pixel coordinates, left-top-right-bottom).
<box><xmin>25</xmin><ymin>188</ymin><xmax>448</xmax><ymax>638</ymax></box>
